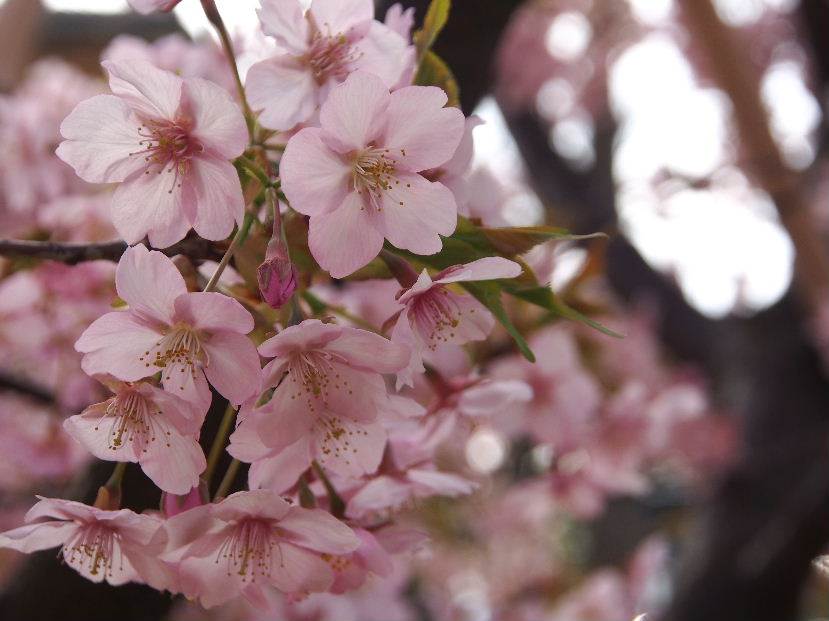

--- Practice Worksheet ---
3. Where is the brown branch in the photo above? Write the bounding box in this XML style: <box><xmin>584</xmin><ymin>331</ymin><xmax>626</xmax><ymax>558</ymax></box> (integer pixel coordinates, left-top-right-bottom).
<box><xmin>0</xmin><ymin>236</ymin><xmax>224</xmax><ymax>265</ymax></box>
<box><xmin>0</xmin><ymin>369</ymin><xmax>54</xmax><ymax>403</ymax></box>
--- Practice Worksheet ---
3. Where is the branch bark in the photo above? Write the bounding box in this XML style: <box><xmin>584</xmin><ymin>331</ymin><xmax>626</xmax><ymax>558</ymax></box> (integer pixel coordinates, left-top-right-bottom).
<box><xmin>0</xmin><ymin>236</ymin><xmax>223</xmax><ymax>265</ymax></box>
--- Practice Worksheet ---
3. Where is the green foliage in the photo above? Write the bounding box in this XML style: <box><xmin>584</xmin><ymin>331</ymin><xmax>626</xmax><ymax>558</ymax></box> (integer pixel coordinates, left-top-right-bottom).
<box><xmin>384</xmin><ymin>216</ymin><xmax>621</xmax><ymax>360</ymax></box>
<box><xmin>415</xmin><ymin>51</ymin><xmax>461</xmax><ymax>108</ymax></box>
<box><xmin>413</xmin><ymin>0</ymin><xmax>451</xmax><ymax>59</ymax></box>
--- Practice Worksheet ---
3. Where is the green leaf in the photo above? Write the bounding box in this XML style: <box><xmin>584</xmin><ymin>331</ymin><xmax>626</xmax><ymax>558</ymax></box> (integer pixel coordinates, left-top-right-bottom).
<box><xmin>505</xmin><ymin>284</ymin><xmax>624</xmax><ymax>338</ymax></box>
<box><xmin>414</xmin><ymin>51</ymin><xmax>460</xmax><ymax>108</ymax></box>
<box><xmin>414</xmin><ymin>0</ymin><xmax>451</xmax><ymax>58</ymax></box>
<box><xmin>481</xmin><ymin>226</ymin><xmax>606</xmax><ymax>256</ymax></box>
<box><xmin>463</xmin><ymin>281</ymin><xmax>535</xmax><ymax>362</ymax></box>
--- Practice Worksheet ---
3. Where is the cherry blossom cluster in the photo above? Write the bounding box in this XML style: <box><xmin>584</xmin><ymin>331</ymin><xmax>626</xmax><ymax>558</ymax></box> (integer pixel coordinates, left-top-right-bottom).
<box><xmin>0</xmin><ymin>1</ymin><xmax>733</xmax><ymax>618</ymax></box>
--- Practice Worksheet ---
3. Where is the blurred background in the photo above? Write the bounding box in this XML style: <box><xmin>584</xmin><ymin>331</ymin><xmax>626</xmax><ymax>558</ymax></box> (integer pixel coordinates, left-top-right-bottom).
<box><xmin>1</xmin><ymin>0</ymin><xmax>829</xmax><ymax>620</ymax></box>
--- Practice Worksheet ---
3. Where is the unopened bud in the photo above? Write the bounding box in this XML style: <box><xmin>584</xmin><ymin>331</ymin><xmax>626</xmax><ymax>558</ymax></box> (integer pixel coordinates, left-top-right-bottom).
<box><xmin>161</xmin><ymin>480</ymin><xmax>208</xmax><ymax>517</ymax></box>
<box><xmin>257</xmin><ymin>255</ymin><xmax>298</xmax><ymax>309</ymax></box>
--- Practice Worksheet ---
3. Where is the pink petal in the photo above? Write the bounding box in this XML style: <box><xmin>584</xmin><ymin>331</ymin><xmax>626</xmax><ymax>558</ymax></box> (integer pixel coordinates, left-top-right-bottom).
<box><xmin>278</xmin><ymin>507</ymin><xmax>359</xmax><ymax>554</ymax></box>
<box><xmin>202</xmin><ymin>331</ymin><xmax>262</xmax><ymax>405</ymax></box>
<box><xmin>228</xmin><ymin>408</ymin><xmax>272</xmax><ymax>462</ymax></box>
<box><xmin>139</xmin><ymin>428</ymin><xmax>206</xmax><ymax>494</ymax></box>
<box><xmin>255</xmin><ymin>389</ymin><xmax>314</xmax><ymax>452</ymax></box>
<box><xmin>269</xmin><ymin>542</ymin><xmax>334</xmax><ymax>593</ymax></box>
<box><xmin>182</xmin><ymin>77</ymin><xmax>247</xmax><ymax>158</ymax></box>
<box><xmin>323</xmin><ymin>327</ymin><xmax>409</xmax><ymax>373</ymax></box>
<box><xmin>63</xmin><ymin>405</ymin><xmax>139</xmax><ymax>462</ymax></box>
<box><xmin>173</xmin><ymin>292</ymin><xmax>253</xmax><ymax>334</ymax></box>
<box><xmin>408</xmin><ymin>468</ymin><xmax>476</xmax><ymax>497</ymax></box>
<box><xmin>246</xmin><ymin>56</ymin><xmax>318</xmax><ymax>131</ymax></box>
<box><xmin>440</xmin><ymin>115</ymin><xmax>484</xmax><ymax>177</ymax></box>
<box><xmin>75</xmin><ymin>311</ymin><xmax>161</xmax><ymax>381</ymax></box>
<box><xmin>258</xmin><ymin>319</ymin><xmax>342</xmax><ymax>358</ymax></box>
<box><xmin>248</xmin><ymin>437</ymin><xmax>312</xmax><ymax>492</ymax></box>
<box><xmin>112</xmin><ymin>168</ymin><xmax>190</xmax><ymax>247</ymax></box>
<box><xmin>160</xmin><ymin>362</ymin><xmax>213</xmax><ymax>412</ymax></box>
<box><xmin>378</xmin><ymin>172</ymin><xmax>457</xmax><ymax>254</ymax></box>
<box><xmin>308</xmin><ymin>192</ymin><xmax>385</xmax><ymax>278</ymax></box>
<box><xmin>435</xmin><ymin>256</ymin><xmax>523</xmax><ymax>284</ymax></box>
<box><xmin>313</xmin><ymin>418</ymin><xmax>386</xmax><ymax>477</ymax></box>
<box><xmin>280</xmin><ymin>127</ymin><xmax>351</xmax><ymax>217</ymax></box>
<box><xmin>189</xmin><ymin>157</ymin><xmax>245</xmax><ymax>242</ymax></box>
<box><xmin>103</xmin><ymin>59</ymin><xmax>183</xmax><ymax>120</ymax></box>
<box><xmin>382</xmin><ymin>86</ymin><xmax>465</xmax><ymax>172</ymax></box>
<box><xmin>257</xmin><ymin>0</ymin><xmax>308</xmax><ymax>53</ymax></box>
<box><xmin>345</xmin><ymin>476</ymin><xmax>412</xmax><ymax>519</ymax></box>
<box><xmin>213</xmin><ymin>489</ymin><xmax>292</xmax><ymax>521</ymax></box>
<box><xmin>56</xmin><ymin>95</ymin><xmax>146</xmax><ymax>184</ymax></box>
<box><xmin>318</xmin><ymin>71</ymin><xmax>388</xmax><ymax>153</ymax></box>
<box><xmin>457</xmin><ymin>380</ymin><xmax>533</xmax><ymax>418</ymax></box>
<box><xmin>352</xmin><ymin>22</ymin><xmax>413</xmax><ymax>88</ymax></box>
<box><xmin>0</xmin><ymin>521</ymin><xmax>78</xmax><ymax>553</ymax></box>
<box><xmin>309</xmin><ymin>0</ymin><xmax>373</xmax><ymax>36</ymax></box>
<box><xmin>116</xmin><ymin>244</ymin><xmax>186</xmax><ymax>324</ymax></box>
<box><xmin>390</xmin><ymin>309</ymin><xmax>423</xmax><ymax>389</ymax></box>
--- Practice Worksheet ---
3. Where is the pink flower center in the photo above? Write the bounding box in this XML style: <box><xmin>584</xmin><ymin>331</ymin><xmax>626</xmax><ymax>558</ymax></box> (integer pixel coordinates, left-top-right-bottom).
<box><xmin>216</xmin><ymin>518</ymin><xmax>281</xmax><ymax>581</ymax></box>
<box><xmin>140</xmin><ymin>323</ymin><xmax>207</xmax><ymax>388</ymax></box>
<box><xmin>410</xmin><ymin>287</ymin><xmax>474</xmax><ymax>350</ymax></box>
<box><xmin>352</xmin><ymin>147</ymin><xmax>410</xmax><ymax>210</ymax></box>
<box><xmin>286</xmin><ymin>350</ymin><xmax>352</xmax><ymax>410</ymax></box>
<box><xmin>314</xmin><ymin>413</ymin><xmax>368</xmax><ymax>467</ymax></box>
<box><xmin>64</xmin><ymin>523</ymin><xmax>120</xmax><ymax>578</ymax></box>
<box><xmin>96</xmin><ymin>387</ymin><xmax>172</xmax><ymax>452</ymax></box>
<box><xmin>131</xmin><ymin>119</ymin><xmax>203</xmax><ymax>193</ymax></box>
<box><xmin>305</xmin><ymin>31</ymin><xmax>360</xmax><ymax>83</ymax></box>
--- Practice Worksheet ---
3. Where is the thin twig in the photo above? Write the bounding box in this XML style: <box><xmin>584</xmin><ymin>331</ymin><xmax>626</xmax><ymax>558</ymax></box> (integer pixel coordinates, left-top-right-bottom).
<box><xmin>214</xmin><ymin>458</ymin><xmax>241</xmax><ymax>500</ymax></box>
<box><xmin>203</xmin><ymin>401</ymin><xmax>238</xmax><ymax>485</ymax></box>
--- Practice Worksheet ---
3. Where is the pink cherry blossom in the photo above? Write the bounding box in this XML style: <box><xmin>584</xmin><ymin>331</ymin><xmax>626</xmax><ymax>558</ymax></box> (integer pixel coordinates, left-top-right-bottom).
<box><xmin>75</xmin><ymin>245</ymin><xmax>261</xmax><ymax>410</ymax></box>
<box><xmin>56</xmin><ymin>60</ymin><xmax>247</xmax><ymax>248</ymax></box>
<box><xmin>229</xmin><ymin>319</ymin><xmax>408</xmax><ymax>486</ymax></box>
<box><xmin>162</xmin><ymin>489</ymin><xmax>359</xmax><ymax>607</ymax></box>
<box><xmin>128</xmin><ymin>0</ymin><xmax>181</xmax><ymax>14</ymax></box>
<box><xmin>280</xmin><ymin>71</ymin><xmax>466</xmax><ymax>277</ymax></box>
<box><xmin>246</xmin><ymin>0</ymin><xmax>413</xmax><ymax>131</ymax></box>
<box><xmin>64</xmin><ymin>376</ymin><xmax>206</xmax><ymax>494</ymax></box>
<box><xmin>423</xmin><ymin>116</ymin><xmax>483</xmax><ymax>213</ymax></box>
<box><xmin>0</xmin><ymin>497</ymin><xmax>168</xmax><ymax>588</ymax></box>
<box><xmin>388</xmin><ymin>257</ymin><xmax>522</xmax><ymax>387</ymax></box>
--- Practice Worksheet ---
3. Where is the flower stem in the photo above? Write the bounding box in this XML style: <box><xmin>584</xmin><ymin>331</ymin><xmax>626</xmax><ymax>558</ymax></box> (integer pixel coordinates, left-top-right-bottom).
<box><xmin>200</xmin><ymin>0</ymin><xmax>255</xmax><ymax>142</ymax></box>
<box><xmin>312</xmin><ymin>460</ymin><xmax>346</xmax><ymax>518</ymax></box>
<box><xmin>237</xmin><ymin>154</ymin><xmax>273</xmax><ymax>188</ymax></box>
<box><xmin>94</xmin><ymin>462</ymin><xmax>127</xmax><ymax>510</ymax></box>
<box><xmin>203</xmin><ymin>213</ymin><xmax>253</xmax><ymax>292</ymax></box>
<box><xmin>214</xmin><ymin>458</ymin><xmax>241</xmax><ymax>500</ymax></box>
<box><xmin>203</xmin><ymin>401</ymin><xmax>238</xmax><ymax>485</ymax></box>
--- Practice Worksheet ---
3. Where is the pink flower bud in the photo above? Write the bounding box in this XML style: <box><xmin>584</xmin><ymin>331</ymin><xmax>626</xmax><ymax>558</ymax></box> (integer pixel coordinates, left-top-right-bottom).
<box><xmin>257</xmin><ymin>256</ymin><xmax>298</xmax><ymax>309</ymax></box>
<box><xmin>161</xmin><ymin>481</ymin><xmax>208</xmax><ymax>517</ymax></box>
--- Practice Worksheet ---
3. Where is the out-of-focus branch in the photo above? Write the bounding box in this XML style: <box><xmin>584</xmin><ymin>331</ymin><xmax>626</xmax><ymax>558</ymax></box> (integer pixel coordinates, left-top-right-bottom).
<box><xmin>681</xmin><ymin>0</ymin><xmax>829</xmax><ymax>316</ymax></box>
<box><xmin>0</xmin><ymin>370</ymin><xmax>54</xmax><ymax>403</ymax></box>
<box><xmin>0</xmin><ymin>237</ymin><xmax>223</xmax><ymax>265</ymax></box>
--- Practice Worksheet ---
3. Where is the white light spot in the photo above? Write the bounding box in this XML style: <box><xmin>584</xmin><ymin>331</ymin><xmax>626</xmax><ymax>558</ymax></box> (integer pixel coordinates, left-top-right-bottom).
<box><xmin>626</xmin><ymin>0</ymin><xmax>673</xmax><ymax>24</ymax></box>
<box><xmin>536</xmin><ymin>78</ymin><xmax>575</xmax><ymax>120</ymax></box>
<box><xmin>44</xmin><ymin>0</ymin><xmax>129</xmax><ymax>12</ymax></box>
<box><xmin>762</xmin><ymin>61</ymin><xmax>820</xmax><ymax>170</ymax></box>
<box><xmin>465</xmin><ymin>428</ymin><xmax>506</xmax><ymax>474</ymax></box>
<box><xmin>550</xmin><ymin>115</ymin><xmax>595</xmax><ymax>170</ymax></box>
<box><xmin>712</xmin><ymin>0</ymin><xmax>765</xmax><ymax>27</ymax></box>
<box><xmin>531</xmin><ymin>443</ymin><xmax>555</xmax><ymax>470</ymax></box>
<box><xmin>545</xmin><ymin>11</ymin><xmax>592</xmax><ymax>61</ymax></box>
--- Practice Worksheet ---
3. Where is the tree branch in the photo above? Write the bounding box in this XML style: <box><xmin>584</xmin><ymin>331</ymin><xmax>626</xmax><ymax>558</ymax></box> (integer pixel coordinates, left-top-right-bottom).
<box><xmin>0</xmin><ymin>236</ymin><xmax>223</xmax><ymax>265</ymax></box>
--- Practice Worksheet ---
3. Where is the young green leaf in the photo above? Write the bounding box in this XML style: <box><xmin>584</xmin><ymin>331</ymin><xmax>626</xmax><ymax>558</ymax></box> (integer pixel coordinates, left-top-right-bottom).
<box><xmin>413</xmin><ymin>0</ymin><xmax>451</xmax><ymax>58</ymax></box>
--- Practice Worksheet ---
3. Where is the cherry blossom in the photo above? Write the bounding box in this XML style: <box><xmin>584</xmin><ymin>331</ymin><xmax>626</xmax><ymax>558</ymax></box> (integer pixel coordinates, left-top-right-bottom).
<box><xmin>280</xmin><ymin>71</ymin><xmax>466</xmax><ymax>277</ymax></box>
<box><xmin>388</xmin><ymin>257</ymin><xmax>522</xmax><ymax>387</ymax></box>
<box><xmin>64</xmin><ymin>376</ymin><xmax>206</xmax><ymax>494</ymax></box>
<box><xmin>162</xmin><ymin>489</ymin><xmax>359</xmax><ymax>607</ymax></box>
<box><xmin>0</xmin><ymin>497</ymin><xmax>168</xmax><ymax>588</ymax></box>
<box><xmin>56</xmin><ymin>60</ymin><xmax>247</xmax><ymax>248</ymax></box>
<box><xmin>75</xmin><ymin>245</ymin><xmax>261</xmax><ymax>410</ymax></box>
<box><xmin>246</xmin><ymin>0</ymin><xmax>413</xmax><ymax>131</ymax></box>
<box><xmin>229</xmin><ymin>319</ymin><xmax>408</xmax><ymax>486</ymax></box>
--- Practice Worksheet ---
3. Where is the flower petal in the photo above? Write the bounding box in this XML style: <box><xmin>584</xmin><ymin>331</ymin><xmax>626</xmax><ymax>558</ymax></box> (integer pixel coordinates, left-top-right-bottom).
<box><xmin>319</xmin><ymin>71</ymin><xmax>388</xmax><ymax>153</ymax></box>
<box><xmin>112</xmin><ymin>168</ymin><xmax>190</xmax><ymax>247</ymax></box>
<box><xmin>56</xmin><ymin>95</ymin><xmax>146</xmax><ymax>183</ymax></box>
<box><xmin>434</xmin><ymin>256</ymin><xmax>522</xmax><ymax>284</ymax></box>
<box><xmin>323</xmin><ymin>327</ymin><xmax>409</xmax><ymax>373</ymax></box>
<box><xmin>139</xmin><ymin>427</ymin><xmax>206</xmax><ymax>494</ymax></box>
<box><xmin>75</xmin><ymin>311</ymin><xmax>161</xmax><ymax>382</ymax></box>
<box><xmin>308</xmin><ymin>193</ymin><xmax>385</xmax><ymax>278</ymax></box>
<box><xmin>103</xmin><ymin>59</ymin><xmax>183</xmax><ymax>120</ymax></box>
<box><xmin>0</xmin><ymin>521</ymin><xmax>78</xmax><ymax>553</ymax></box>
<box><xmin>309</xmin><ymin>0</ymin><xmax>373</xmax><ymax>35</ymax></box>
<box><xmin>257</xmin><ymin>0</ymin><xmax>308</xmax><ymax>52</ymax></box>
<box><xmin>202</xmin><ymin>331</ymin><xmax>262</xmax><ymax>405</ymax></box>
<box><xmin>246</xmin><ymin>56</ymin><xmax>318</xmax><ymax>131</ymax></box>
<box><xmin>183</xmin><ymin>77</ymin><xmax>247</xmax><ymax>158</ymax></box>
<box><xmin>248</xmin><ymin>437</ymin><xmax>312</xmax><ymax>492</ymax></box>
<box><xmin>189</xmin><ymin>157</ymin><xmax>245</xmax><ymax>242</ymax></box>
<box><xmin>173</xmin><ymin>292</ymin><xmax>253</xmax><ymax>334</ymax></box>
<box><xmin>382</xmin><ymin>85</ymin><xmax>465</xmax><ymax>172</ymax></box>
<box><xmin>116</xmin><ymin>244</ymin><xmax>186</xmax><ymax>324</ymax></box>
<box><xmin>278</xmin><ymin>507</ymin><xmax>359</xmax><ymax>554</ymax></box>
<box><xmin>280</xmin><ymin>127</ymin><xmax>350</xmax><ymax>217</ymax></box>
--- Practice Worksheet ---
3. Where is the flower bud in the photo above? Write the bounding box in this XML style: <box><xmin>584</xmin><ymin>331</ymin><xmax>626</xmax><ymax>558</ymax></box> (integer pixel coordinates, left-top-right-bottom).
<box><xmin>161</xmin><ymin>481</ymin><xmax>208</xmax><ymax>517</ymax></box>
<box><xmin>257</xmin><ymin>254</ymin><xmax>298</xmax><ymax>309</ymax></box>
